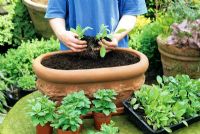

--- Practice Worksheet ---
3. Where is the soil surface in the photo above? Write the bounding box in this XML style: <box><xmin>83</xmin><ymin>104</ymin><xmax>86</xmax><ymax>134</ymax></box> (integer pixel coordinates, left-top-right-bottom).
<box><xmin>41</xmin><ymin>51</ymin><xmax>140</xmax><ymax>70</ymax></box>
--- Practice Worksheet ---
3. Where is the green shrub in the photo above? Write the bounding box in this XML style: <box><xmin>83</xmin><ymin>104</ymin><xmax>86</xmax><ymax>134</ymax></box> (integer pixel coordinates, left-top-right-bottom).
<box><xmin>17</xmin><ymin>74</ymin><xmax>36</xmax><ymax>90</ymax></box>
<box><xmin>0</xmin><ymin>38</ymin><xmax>59</xmax><ymax>88</ymax></box>
<box><xmin>92</xmin><ymin>89</ymin><xmax>117</xmax><ymax>116</ymax></box>
<box><xmin>129</xmin><ymin>21</ymin><xmax>163</xmax><ymax>69</ymax></box>
<box><xmin>61</xmin><ymin>91</ymin><xmax>91</xmax><ymax>116</ymax></box>
<box><xmin>0</xmin><ymin>0</ymin><xmax>37</xmax><ymax>47</ymax></box>
<box><xmin>51</xmin><ymin>106</ymin><xmax>82</xmax><ymax>132</ymax></box>
<box><xmin>130</xmin><ymin>75</ymin><xmax>200</xmax><ymax>132</ymax></box>
<box><xmin>28</xmin><ymin>96</ymin><xmax>56</xmax><ymax>126</ymax></box>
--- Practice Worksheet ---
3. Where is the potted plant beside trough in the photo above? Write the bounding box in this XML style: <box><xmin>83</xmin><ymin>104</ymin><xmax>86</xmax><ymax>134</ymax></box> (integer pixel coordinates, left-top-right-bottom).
<box><xmin>92</xmin><ymin>89</ymin><xmax>117</xmax><ymax>130</ymax></box>
<box><xmin>51</xmin><ymin>105</ymin><xmax>82</xmax><ymax>134</ymax></box>
<box><xmin>123</xmin><ymin>75</ymin><xmax>200</xmax><ymax>134</ymax></box>
<box><xmin>22</xmin><ymin>0</ymin><xmax>54</xmax><ymax>38</ymax></box>
<box><xmin>28</xmin><ymin>96</ymin><xmax>56</xmax><ymax>134</ymax></box>
<box><xmin>32</xmin><ymin>25</ymin><xmax>149</xmax><ymax>113</ymax></box>
<box><xmin>157</xmin><ymin>19</ymin><xmax>200</xmax><ymax>78</ymax></box>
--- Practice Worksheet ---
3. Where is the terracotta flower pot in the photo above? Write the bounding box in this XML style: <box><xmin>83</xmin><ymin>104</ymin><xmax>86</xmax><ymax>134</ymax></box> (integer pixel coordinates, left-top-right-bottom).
<box><xmin>22</xmin><ymin>0</ymin><xmax>54</xmax><ymax>38</ymax></box>
<box><xmin>157</xmin><ymin>36</ymin><xmax>200</xmax><ymax>78</ymax></box>
<box><xmin>36</xmin><ymin>123</ymin><xmax>53</xmax><ymax>134</ymax></box>
<box><xmin>57</xmin><ymin>129</ymin><xmax>79</xmax><ymax>134</ymax></box>
<box><xmin>33</xmin><ymin>48</ymin><xmax>149</xmax><ymax>108</ymax></box>
<box><xmin>93</xmin><ymin>112</ymin><xmax>111</xmax><ymax>130</ymax></box>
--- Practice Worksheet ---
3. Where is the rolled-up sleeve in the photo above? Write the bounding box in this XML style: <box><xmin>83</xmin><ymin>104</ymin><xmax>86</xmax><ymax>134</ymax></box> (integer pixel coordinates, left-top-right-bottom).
<box><xmin>120</xmin><ymin>0</ymin><xmax>147</xmax><ymax>16</ymax></box>
<box><xmin>45</xmin><ymin>0</ymin><xmax>67</xmax><ymax>19</ymax></box>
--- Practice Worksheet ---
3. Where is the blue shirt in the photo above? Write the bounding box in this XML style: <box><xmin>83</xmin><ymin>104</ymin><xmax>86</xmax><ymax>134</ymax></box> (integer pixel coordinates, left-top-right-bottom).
<box><xmin>45</xmin><ymin>0</ymin><xmax>147</xmax><ymax>50</ymax></box>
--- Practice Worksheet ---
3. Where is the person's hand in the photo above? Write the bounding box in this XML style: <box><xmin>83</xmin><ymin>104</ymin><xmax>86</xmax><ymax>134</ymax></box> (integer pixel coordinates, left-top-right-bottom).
<box><xmin>98</xmin><ymin>36</ymin><xmax>119</xmax><ymax>50</ymax></box>
<box><xmin>58</xmin><ymin>30</ymin><xmax>87</xmax><ymax>52</ymax></box>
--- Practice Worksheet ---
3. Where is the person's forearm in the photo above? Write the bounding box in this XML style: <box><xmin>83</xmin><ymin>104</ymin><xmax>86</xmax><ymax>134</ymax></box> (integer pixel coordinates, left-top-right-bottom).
<box><xmin>114</xmin><ymin>15</ymin><xmax>136</xmax><ymax>41</ymax></box>
<box><xmin>49</xmin><ymin>18</ymin><xmax>66</xmax><ymax>40</ymax></box>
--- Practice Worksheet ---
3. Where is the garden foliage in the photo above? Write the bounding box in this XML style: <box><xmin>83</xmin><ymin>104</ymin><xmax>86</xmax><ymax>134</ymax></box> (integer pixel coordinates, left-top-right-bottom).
<box><xmin>61</xmin><ymin>90</ymin><xmax>91</xmax><ymax>116</ymax></box>
<box><xmin>51</xmin><ymin>105</ymin><xmax>82</xmax><ymax>131</ymax></box>
<box><xmin>130</xmin><ymin>75</ymin><xmax>200</xmax><ymax>132</ymax></box>
<box><xmin>0</xmin><ymin>0</ymin><xmax>37</xmax><ymax>47</ymax></box>
<box><xmin>28</xmin><ymin>96</ymin><xmax>56</xmax><ymax>126</ymax></box>
<box><xmin>129</xmin><ymin>0</ymin><xmax>200</xmax><ymax>69</ymax></box>
<box><xmin>0</xmin><ymin>38</ymin><xmax>59</xmax><ymax>89</ymax></box>
<box><xmin>92</xmin><ymin>89</ymin><xmax>117</xmax><ymax>116</ymax></box>
<box><xmin>168</xmin><ymin>19</ymin><xmax>200</xmax><ymax>49</ymax></box>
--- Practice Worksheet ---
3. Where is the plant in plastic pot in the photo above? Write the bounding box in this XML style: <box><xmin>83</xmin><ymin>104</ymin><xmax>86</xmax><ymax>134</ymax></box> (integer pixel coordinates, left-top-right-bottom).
<box><xmin>92</xmin><ymin>89</ymin><xmax>117</xmax><ymax>130</ymax></box>
<box><xmin>51</xmin><ymin>105</ymin><xmax>82</xmax><ymax>134</ymax></box>
<box><xmin>28</xmin><ymin>96</ymin><xmax>56</xmax><ymax>134</ymax></box>
<box><xmin>17</xmin><ymin>74</ymin><xmax>36</xmax><ymax>98</ymax></box>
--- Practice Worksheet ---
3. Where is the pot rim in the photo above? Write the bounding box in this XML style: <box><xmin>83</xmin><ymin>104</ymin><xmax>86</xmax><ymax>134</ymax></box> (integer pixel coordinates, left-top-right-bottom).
<box><xmin>157</xmin><ymin>36</ymin><xmax>200</xmax><ymax>61</ymax></box>
<box><xmin>23</xmin><ymin>0</ymin><xmax>47</xmax><ymax>11</ymax></box>
<box><xmin>33</xmin><ymin>48</ymin><xmax>149</xmax><ymax>84</ymax></box>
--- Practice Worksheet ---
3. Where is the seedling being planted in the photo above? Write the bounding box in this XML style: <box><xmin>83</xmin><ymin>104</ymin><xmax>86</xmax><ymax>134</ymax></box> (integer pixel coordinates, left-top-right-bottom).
<box><xmin>96</xmin><ymin>24</ymin><xmax>126</xmax><ymax>58</ymax></box>
<box><xmin>70</xmin><ymin>25</ymin><xmax>93</xmax><ymax>40</ymax></box>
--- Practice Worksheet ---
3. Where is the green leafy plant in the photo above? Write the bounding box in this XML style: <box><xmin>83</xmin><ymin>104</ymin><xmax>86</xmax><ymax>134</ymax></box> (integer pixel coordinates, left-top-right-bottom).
<box><xmin>96</xmin><ymin>24</ymin><xmax>125</xmax><ymax>58</ymax></box>
<box><xmin>130</xmin><ymin>75</ymin><xmax>200</xmax><ymax>133</ymax></box>
<box><xmin>0</xmin><ymin>0</ymin><xmax>37</xmax><ymax>47</ymax></box>
<box><xmin>89</xmin><ymin>121</ymin><xmax>119</xmax><ymax>134</ymax></box>
<box><xmin>70</xmin><ymin>25</ymin><xmax>93</xmax><ymax>39</ymax></box>
<box><xmin>28</xmin><ymin>96</ymin><xmax>56</xmax><ymax>126</ymax></box>
<box><xmin>61</xmin><ymin>90</ymin><xmax>91</xmax><ymax>115</ymax></box>
<box><xmin>51</xmin><ymin>105</ymin><xmax>82</xmax><ymax>132</ymax></box>
<box><xmin>17</xmin><ymin>74</ymin><xmax>36</xmax><ymax>90</ymax></box>
<box><xmin>97</xmin><ymin>121</ymin><xmax>119</xmax><ymax>134</ymax></box>
<box><xmin>0</xmin><ymin>38</ymin><xmax>59</xmax><ymax>90</ymax></box>
<box><xmin>92</xmin><ymin>89</ymin><xmax>117</xmax><ymax>116</ymax></box>
<box><xmin>0</xmin><ymin>71</ymin><xmax>12</xmax><ymax>113</ymax></box>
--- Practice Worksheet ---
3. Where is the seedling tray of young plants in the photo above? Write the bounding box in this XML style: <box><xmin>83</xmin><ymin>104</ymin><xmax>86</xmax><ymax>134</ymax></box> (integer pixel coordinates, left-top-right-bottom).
<box><xmin>123</xmin><ymin>100</ymin><xmax>200</xmax><ymax>134</ymax></box>
<box><xmin>123</xmin><ymin>75</ymin><xmax>200</xmax><ymax>134</ymax></box>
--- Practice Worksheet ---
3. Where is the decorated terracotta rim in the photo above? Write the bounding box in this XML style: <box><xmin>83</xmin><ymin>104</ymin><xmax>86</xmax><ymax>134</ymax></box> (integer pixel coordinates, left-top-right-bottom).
<box><xmin>33</xmin><ymin>48</ymin><xmax>149</xmax><ymax>84</ymax></box>
<box><xmin>23</xmin><ymin>0</ymin><xmax>47</xmax><ymax>11</ymax></box>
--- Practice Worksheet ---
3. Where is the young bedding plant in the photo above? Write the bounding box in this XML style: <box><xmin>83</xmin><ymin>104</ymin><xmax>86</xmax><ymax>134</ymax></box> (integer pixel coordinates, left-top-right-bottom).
<box><xmin>96</xmin><ymin>24</ymin><xmax>126</xmax><ymax>58</ymax></box>
<box><xmin>92</xmin><ymin>89</ymin><xmax>117</xmax><ymax>116</ymax></box>
<box><xmin>88</xmin><ymin>121</ymin><xmax>119</xmax><ymax>134</ymax></box>
<box><xmin>61</xmin><ymin>90</ymin><xmax>91</xmax><ymax>116</ymax></box>
<box><xmin>70</xmin><ymin>24</ymin><xmax>93</xmax><ymax>40</ymax></box>
<box><xmin>130</xmin><ymin>75</ymin><xmax>200</xmax><ymax>133</ymax></box>
<box><xmin>28</xmin><ymin>96</ymin><xmax>56</xmax><ymax>126</ymax></box>
<box><xmin>51</xmin><ymin>105</ymin><xmax>82</xmax><ymax>132</ymax></box>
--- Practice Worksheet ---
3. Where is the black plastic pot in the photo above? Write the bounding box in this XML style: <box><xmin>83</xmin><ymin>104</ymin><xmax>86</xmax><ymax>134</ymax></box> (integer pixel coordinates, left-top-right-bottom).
<box><xmin>5</xmin><ymin>90</ymin><xmax>20</xmax><ymax>107</ymax></box>
<box><xmin>123</xmin><ymin>100</ymin><xmax>200</xmax><ymax>134</ymax></box>
<box><xmin>18</xmin><ymin>88</ymin><xmax>36</xmax><ymax>98</ymax></box>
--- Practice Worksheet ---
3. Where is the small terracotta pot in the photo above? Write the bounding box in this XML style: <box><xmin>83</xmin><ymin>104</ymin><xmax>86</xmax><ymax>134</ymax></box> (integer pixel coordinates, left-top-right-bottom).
<box><xmin>93</xmin><ymin>112</ymin><xmax>111</xmax><ymax>130</ymax></box>
<box><xmin>36</xmin><ymin>123</ymin><xmax>53</xmax><ymax>134</ymax></box>
<box><xmin>57</xmin><ymin>129</ymin><xmax>79</xmax><ymax>134</ymax></box>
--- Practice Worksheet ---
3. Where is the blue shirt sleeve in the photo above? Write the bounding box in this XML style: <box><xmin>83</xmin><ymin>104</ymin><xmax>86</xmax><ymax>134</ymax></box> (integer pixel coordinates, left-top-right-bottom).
<box><xmin>45</xmin><ymin>0</ymin><xmax>68</xmax><ymax>19</ymax></box>
<box><xmin>120</xmin><ymin>0</ymin><xmax>147</xmax><ymax>16</ymax></box>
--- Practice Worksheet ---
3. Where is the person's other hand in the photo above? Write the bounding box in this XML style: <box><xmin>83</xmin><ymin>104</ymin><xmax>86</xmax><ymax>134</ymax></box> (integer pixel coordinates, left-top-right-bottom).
<box><xmin>58</xmin><ymin>31</ymin><xmax>87</xmax><ymax>52</ymax></box>
<box><xmin>98</xmin><ymin>36</ymin><xmax>119</xmax><ymax>50</ymax></box>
